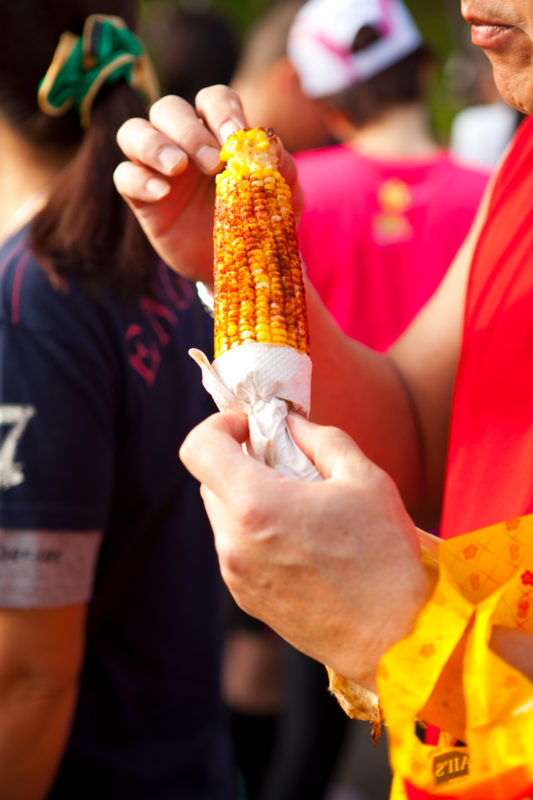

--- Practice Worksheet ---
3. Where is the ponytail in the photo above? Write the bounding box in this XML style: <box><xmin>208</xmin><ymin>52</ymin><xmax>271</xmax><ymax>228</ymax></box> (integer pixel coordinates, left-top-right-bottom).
<box><xmin>0</xmin><ymin>6</ymin><xmax>160</xmax><ymax>298</ymax></box>
<box><xmin>31</xmin><ymin>81</ymin><xmax>157</xmax><ymax>297</ymax></box>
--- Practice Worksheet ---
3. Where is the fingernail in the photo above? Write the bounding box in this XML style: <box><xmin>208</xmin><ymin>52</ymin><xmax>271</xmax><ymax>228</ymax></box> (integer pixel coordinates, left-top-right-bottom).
<box><xmin>196</xmin><ymin>145</ymin><xmax>221</xmax><ymax>172</ymax></box>
<box><xmin>158</xmin><ymin>145</ymin><xmax>182</xmax><ymax>174</ymax></box>
<box><xmin>146</xmin><ymin>177</ymin><xmax>170</xmax><ymax>199</ymax></box>
<box><xmin>220</xmin><ymin>120</ymin><xmax>240</xmax><ymax>143</ymax></box>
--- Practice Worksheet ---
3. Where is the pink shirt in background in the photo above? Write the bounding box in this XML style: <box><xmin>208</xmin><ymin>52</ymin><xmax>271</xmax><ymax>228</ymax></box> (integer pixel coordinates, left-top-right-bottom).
<box><xmin>295</xmin><ymin>144</ymin><xmax>490</xmax><ymax>351</ymax></box>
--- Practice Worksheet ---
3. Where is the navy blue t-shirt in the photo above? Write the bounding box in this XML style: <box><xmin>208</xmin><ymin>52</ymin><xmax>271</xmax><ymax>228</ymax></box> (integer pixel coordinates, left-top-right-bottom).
<box><xmin>0</xmin><ymin>229</ymin><xmax>236</xmax><ymax>799</ymax></box>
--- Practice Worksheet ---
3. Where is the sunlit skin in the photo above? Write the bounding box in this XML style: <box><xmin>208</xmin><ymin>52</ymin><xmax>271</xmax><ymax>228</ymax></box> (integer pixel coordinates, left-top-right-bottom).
<box><xmin>462</xmin><ymin>0</ymin><xmax>533</xmax><ymax>114</ymax></box>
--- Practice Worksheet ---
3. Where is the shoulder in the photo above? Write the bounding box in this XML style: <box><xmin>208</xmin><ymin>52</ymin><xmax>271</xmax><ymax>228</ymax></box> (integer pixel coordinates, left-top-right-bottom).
<box><xmin>440</xmin><ymin>153</ymin><xmax>490</xmax><ymax>183</ymax></box>
<box><xmin>432</xmin><ymin>153</ymin><xmax>490</xmax><ymax>203</ymax></box>
<box><xmin>295</xmin><ymin>144</ymin><xmax>358</xmax><ymax>179</ymax></box>
<box><xmin>295</xmin><ymin>145</ymin><xmax>365</xmax><ymax>208</ymax></box>
<box><xmin>0</xmin><ymin>231</ymin><xmax>85</xmax><ymax>327</ymax></box>
<box><xmin>0</xmin><ymin>231</ymin><xmax>120</xmax><ymax>376</ymax></box>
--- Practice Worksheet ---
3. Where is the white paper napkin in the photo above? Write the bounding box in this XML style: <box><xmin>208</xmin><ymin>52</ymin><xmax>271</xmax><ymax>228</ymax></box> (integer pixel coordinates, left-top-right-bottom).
<box><xmin>189</xmin><ymin>343</ymin><xmax>323</xmax><ymax>482</ymax></box>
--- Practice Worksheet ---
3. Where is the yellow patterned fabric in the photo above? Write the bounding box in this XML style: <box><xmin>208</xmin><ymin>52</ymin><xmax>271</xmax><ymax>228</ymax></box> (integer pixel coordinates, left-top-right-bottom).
<box><xmin>378</xmin><ymin>515</ymin><xmax>533</xmax><ymax>799</ymax></box>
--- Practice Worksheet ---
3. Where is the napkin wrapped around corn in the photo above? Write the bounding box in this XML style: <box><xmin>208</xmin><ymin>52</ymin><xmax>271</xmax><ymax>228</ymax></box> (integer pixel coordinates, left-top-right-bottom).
<box><xmin>190</xmin><ymin>127</ymin><xmax>440</xmax><ymax>743</ymax></box>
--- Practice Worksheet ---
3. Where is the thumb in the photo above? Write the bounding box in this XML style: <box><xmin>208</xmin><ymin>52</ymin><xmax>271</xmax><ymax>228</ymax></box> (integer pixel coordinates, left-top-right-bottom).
<box><xmin>287</xmin><ymin>413</ymin><xmax>374</xmax><ymax>484</ymax></box>
<box><xmin>179</xmin><ymin>410</ymin><xmax>250</xmax><ymax>490</ymax></box>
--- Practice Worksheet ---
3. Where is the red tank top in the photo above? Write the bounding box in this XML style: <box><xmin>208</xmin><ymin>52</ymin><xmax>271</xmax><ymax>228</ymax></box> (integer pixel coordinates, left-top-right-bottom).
<box><xmin>405</xmin><ymin>118</ymin><xmax>533</xmax><ymax>799</ymax></box>
<box><xmin>441</xmin><ymin>116</ymin><xmax>533</xmax><ymax>540</ymax></box>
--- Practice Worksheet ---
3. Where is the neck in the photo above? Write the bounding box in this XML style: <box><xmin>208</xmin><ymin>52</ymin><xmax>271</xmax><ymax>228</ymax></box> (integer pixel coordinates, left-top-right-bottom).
<box><xmin>0</xmin><ymin>117</ymin><xmax>69</xmax><ymax>244</ymax></box>
<box><xmin>346</xmin><ymin>104</ymin><xmax>440</xmax><ymax>159</ymax></box>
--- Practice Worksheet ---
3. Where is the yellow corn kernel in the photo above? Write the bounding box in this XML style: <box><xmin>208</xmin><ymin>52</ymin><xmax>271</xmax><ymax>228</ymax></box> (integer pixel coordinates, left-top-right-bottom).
<box><xmin>213</xmin><ymin>127</ymin><xmax>309</xmax><ymax>359</ymax></box>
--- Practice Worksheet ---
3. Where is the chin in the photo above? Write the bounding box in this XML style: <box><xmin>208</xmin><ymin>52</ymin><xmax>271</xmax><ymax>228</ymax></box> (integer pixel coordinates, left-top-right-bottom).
<box><xmin>490</xmin><ymin>64</ymin><xmax>533</xmax><ymax>116</ymax></box>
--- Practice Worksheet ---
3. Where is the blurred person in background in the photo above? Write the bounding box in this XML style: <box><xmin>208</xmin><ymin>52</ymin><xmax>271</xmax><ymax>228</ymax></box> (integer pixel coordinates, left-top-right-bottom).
<box><xmin>289</xmin><ymin>0</ymin><xmax>490</xmax><ymax>352</ymax></box>
<box><xmin>0</xmin><ymin>2</ymin><xmax>236</xmax><ymax>798</ymax></box>
<box><xmin>231</xmin><ymin>0</ymin><xmax>333</xmax><ymax>153</ymax></box>
<box><xmin>140</xmin><ymin>0</ymin><xmax>239</xmax><ymax>106</ymax></box>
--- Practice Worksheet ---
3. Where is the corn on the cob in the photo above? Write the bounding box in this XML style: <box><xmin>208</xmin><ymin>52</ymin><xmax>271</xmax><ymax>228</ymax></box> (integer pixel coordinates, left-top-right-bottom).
<box><xmin>213</xmin><ymin>127</ymin><xmax>309</xmax><ymax>359</ymax></box>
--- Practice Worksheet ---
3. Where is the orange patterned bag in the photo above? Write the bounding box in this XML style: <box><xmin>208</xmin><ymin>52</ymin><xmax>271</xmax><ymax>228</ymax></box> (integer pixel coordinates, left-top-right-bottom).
<box><xmin>379</xmin><ymin>515</ymin><xmax>533</xmax><ymax>799</ymax></box>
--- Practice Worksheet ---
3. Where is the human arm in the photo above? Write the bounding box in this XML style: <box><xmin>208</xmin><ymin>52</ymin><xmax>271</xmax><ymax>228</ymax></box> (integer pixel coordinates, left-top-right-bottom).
<box><xmin>0</xmin><ymin>602</ymin><xmax>86</xmax><ymax>800</ymax></box>
<box><xmin>114</xmin><ymin>85</ymin><xmax>493</xmax><ymax>524</ymax></box>
<box><xmin>180</xmin><ymin>410</ymin><xmax>533</xmax><ymax>743</ymax></box>
<box><xmin>0</xmin><ymin>260</ymin><xmax>117</xmax><ymax>796</ymax></box>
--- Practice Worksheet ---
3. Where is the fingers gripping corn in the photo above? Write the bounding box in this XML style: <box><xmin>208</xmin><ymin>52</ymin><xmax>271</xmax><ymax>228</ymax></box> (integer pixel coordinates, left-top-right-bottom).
<box><xmin>213</xmin><ymin>127</ymin><xmax>309</xmax><ymax>358</ymax></box>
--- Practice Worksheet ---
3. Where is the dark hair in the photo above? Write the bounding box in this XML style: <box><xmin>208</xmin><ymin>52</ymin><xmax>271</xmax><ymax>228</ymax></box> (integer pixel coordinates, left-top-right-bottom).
<box><xmin>323</xmin><ymin>26</ymin><xmax>435</xmax><ymax>128</ymax></box>
<box><xmin>0</xmin><ymin>1</ymin><xmax>157</xmax><ymax>297</ymax></box>
<box><xmin>140</xmin><ymin>2</ymin><xmax>239</xmax><ymax>105</ymax></box>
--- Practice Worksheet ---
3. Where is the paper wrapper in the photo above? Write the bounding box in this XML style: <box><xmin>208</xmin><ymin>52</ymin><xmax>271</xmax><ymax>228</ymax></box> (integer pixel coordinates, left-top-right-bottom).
<box><xmin>189</xmin><ymin>342</ymin><xmax>322</xmax><ymax>482</ymax></box>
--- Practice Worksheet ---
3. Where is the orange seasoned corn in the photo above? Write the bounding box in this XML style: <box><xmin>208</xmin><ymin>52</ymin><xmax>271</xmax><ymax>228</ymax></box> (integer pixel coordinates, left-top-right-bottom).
<box><xmin>213</xmin><ymin>127</ymin><xmax>309</xmax><ymax>359</ymax></box>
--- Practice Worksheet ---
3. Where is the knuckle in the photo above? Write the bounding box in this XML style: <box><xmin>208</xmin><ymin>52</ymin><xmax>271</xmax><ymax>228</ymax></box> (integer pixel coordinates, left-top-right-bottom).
<box><xmin>149</xmin><ymin>94</ymin><xmax>182</xmax><ymax>118</ymax></box>
<box><xmin>115</xmin><ymin>121</ymin><xmax>128</xmax><ymax>145</ymax></box>
<box><xmin>235</xmin><ymin>492</ymin><xmax>270</xmax><ymax>533</ymax></box>
<box><xmin>367</xmin><ymin>462</ymin><xmax>396</xmax><ymax>497</ymax></box>
<box><xmin>219</xmin><ymin>546</ymin><xmax>248</xmax><ymax>580</ymax></box>
<box><xmin>116</xmin><ymin>117</ymin><xmax>146</xmax><ymax>147</ymax></box>
<box><xmin>321</xmin><ymin>424</ymin><xmax>355</xmax><ymax>453</ymax></box>
<box><xmin>195</xmin><ymin>83</ymin><xmax>226</xmax><ymax>106</ymax></box>
<box><xmin>177</xmin><ymin>434</ymin><xmax>194</xmax><ymax>467</ymax></box>
<box><xmin>112</xmin><ymin>161</ymin><xmax>131</xmax><ymax>191</ymax></box>
<box><xmin>179</xmin><ymin>118</ymin><xmax>205</xmax><ymax>142</ymax></box>
<box><xmin>194</xmin><ymin>86</ymin><xmax>211</xmax><ymax>107</ymax></box>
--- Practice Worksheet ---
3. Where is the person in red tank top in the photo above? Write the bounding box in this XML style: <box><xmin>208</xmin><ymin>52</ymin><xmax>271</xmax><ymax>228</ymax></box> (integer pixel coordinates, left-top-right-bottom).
<box><xmin>442</xmin><ymin>115</ymin><xmax>533</xmax><ymax>538</ymax></box>
<box><xmin>112</xmin><ymin>1</ymin><xmax>533</xmax><ymax>798</ymax></box>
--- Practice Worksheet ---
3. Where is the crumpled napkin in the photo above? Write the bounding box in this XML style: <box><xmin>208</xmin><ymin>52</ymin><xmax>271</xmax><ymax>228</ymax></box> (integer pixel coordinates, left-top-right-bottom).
<box><xmin>189</xmin><ymin>342</ymin><xmax>322</xmax><ymax>482</ymax></box>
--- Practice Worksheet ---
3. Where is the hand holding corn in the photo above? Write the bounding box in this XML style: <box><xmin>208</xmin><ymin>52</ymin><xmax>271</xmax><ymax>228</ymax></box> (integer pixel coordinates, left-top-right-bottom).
<box><xmin>114</xmin><ymin>87</ymin><xmax>305</xmax><ymax>287</ymax></box>
<box><xmin>115</xmin><ymin>95</ymin><xmax>441</xmax><ymax>744</ymax></box>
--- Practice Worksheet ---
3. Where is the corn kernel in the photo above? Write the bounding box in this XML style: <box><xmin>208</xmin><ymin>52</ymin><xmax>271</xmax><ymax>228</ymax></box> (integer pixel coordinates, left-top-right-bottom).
<box><xmin>213</xmin><ymin>127</ymin><xmax>310</xmax><ymax>359</ymax></box>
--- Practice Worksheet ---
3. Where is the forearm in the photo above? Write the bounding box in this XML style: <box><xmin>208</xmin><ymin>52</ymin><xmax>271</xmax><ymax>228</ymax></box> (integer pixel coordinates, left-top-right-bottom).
<box><xmin>0</xmin><ymin>676</ymin><xmax>78</xmax><ymax>800</ymax></box>
<box><xmin>306</xmin><ymin>281</ymin><xmax>433</xmax><ymax>521</ymax></box>
<box><xmin>0</xmin><ymin>604</ymin><xmax>86</xmax><ymax>800</ymax></box>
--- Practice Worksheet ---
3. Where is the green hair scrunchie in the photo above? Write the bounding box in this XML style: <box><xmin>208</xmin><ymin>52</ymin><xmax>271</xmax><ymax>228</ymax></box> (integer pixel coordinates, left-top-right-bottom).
<box><xmin>38</xmin><ymin>14</ymin><xmax>159</xmax><ymax>127</ymax></box>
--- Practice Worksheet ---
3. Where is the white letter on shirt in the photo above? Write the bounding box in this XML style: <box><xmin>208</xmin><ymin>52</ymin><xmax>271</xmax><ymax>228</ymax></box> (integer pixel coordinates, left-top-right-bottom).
<box><xmin>0</xmin><ymin>405</ymin><xmax>36</xmax><ymax>489</ymax></box>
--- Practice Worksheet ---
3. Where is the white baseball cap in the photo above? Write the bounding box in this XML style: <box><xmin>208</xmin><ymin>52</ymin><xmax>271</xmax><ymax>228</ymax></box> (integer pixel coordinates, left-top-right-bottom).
<box><xmin>287</xmin><ymin>0</ymin><xmax>423</xmax><ymax>98</ymax></box>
